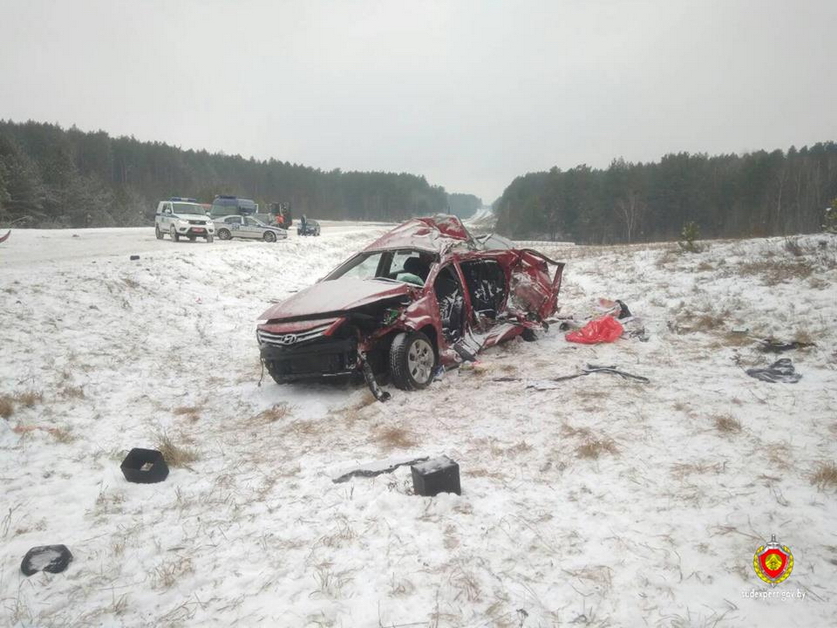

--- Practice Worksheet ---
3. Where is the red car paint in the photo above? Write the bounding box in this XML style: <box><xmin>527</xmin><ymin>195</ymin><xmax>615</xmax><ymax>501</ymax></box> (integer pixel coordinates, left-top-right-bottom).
<box><xmin>256</xmin><ymin>215</ymin><xmax>564</xmax><ymax>391</ymax></box>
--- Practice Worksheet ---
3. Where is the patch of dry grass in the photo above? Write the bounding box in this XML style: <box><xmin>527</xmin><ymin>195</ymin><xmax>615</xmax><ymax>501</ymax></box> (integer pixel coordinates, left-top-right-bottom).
<box><xmin>339</xmin><ymin>393</ymin><xmax>377</xmax><ymax>426</ymax></box>
<box><xmin>15</xmin><ymin>390</ymin><xmax>43</xmax><ymax>408</ymax></box>
<box><xmin>156</xmin><ymin>432</ymin><xmax>199</xmax><ymax>468</ymax></box>
<box><xmin>812</xmin><ymin>463</ymin><xmax>837</xmax><ymax>490</ymax></box>
<box><xmin>173</xmin><ymin>405</ymin><xmax>201</xmax><ymax>422</ymax></box>
<box><xmin>562</xmin><ymin>422</ymin><xmax>618</xmax><ymax>460</ymax></box>
<box><xmin>50</xmin><ymin>427</ymin><xmax>76</xmax><ymax>443</ymax></box>
<box><xmin>739</xmin><ymin>259</ymin><xmax>814</xmax><ymax>285</ymax></box>
<box><xmin>152</xmin><ymin>556</ymin><xmax>194</xmax><ymax>589</ymax></box>
<box><xmin>0</xmin><ymin>395</ymin><xmax>13</xmax><ymax>419</ymax></box>
<box><xmin>576</xmin><ymin>438</ymin><xmax>618</xmax><ymax>459</ymax></box>
<box><xmin>713</xmin><ymin>414</ymin><xmax>742</xmax><ymax>434</ymax></box>
<box><xmin>255</xmin><ymin>402</ymin><xmax>294</xmax><ymax>423</ymax></box>
<box><xmin>61</xmin><ymin>385</ymin><xmax>86</xmax><ymax>399</ymax></box>
<box><xmin>671</xmin><ymin>461</ymin><xmax>725</xmax><ymax>479</ymax></box>
<box><xmin>375</xmin><ymin>425</ymin><xmax>418</xmax><ymax>450</ymax></box>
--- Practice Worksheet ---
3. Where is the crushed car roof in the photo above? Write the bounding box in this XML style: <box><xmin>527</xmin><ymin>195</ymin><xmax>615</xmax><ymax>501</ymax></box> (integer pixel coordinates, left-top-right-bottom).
<box><xmin>364</xmin><ymin>215</ymin><xmax>477</xmax><ymax>254</ymax></box>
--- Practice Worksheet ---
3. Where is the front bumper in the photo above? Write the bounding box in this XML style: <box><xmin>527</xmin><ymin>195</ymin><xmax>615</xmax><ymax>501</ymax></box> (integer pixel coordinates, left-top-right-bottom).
<box><xmin>258</xmin><ymin>326</ymin><xmax>359</xmax><ymax>380</ymax></box>
<box><xmin>176</xmin><ymin>223</ymin><xmax>215</xmax><ymax>236</ymax></box>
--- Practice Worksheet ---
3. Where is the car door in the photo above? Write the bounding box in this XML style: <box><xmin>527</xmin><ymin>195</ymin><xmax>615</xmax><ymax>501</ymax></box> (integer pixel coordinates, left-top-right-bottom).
<box><xmin>160</xmin><ymin>203</ymin><xmax>174</xmax><ymax>231</ymax></box>
<box><xmin>225</xmin><ymin>215</ymin><xmax>243</xmax><ymax>237</ymax></box>
<box><xmin>244</xmin><ymin>217</ymin><xmax>263</xmax><ymax>239</ymax></box>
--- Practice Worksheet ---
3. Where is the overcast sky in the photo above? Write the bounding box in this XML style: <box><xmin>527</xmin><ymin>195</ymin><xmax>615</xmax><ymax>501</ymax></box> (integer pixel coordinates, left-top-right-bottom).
<box><xmin>1</xmin><ymin>0</ymin><xmax>836</xmax><ymax>203</ymax></box>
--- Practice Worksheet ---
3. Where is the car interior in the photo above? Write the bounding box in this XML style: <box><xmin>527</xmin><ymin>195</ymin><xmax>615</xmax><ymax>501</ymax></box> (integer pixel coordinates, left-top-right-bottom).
<box><xmin>459</xmin><ymin>259</ymin><xmax>507</xmax><ymax>320</ymax></box>
<box><xmin>433</xmin><ymin>265</ymin><xmax>465</xmax><ymax>342</ymax></box>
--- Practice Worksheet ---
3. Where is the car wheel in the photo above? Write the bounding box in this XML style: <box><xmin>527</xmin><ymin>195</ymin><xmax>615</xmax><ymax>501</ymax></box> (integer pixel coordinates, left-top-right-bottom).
<box><xmin>389</xmin><ymin>331</ymin><xmax>436</xmax><ymax>390</ymax></box>
<box><xmin>206</xmin><ymin>235</ymin><xmax>214</xmax><ymax>243</ymax></box>
<box><xmin>217</xmin><ymin>228</ymin><xmax>231</xmax><ymax>240</ymax></box>
<box><xmin>170</xmin><ymin>226</ymin><xmax>180</xmax><ymax>242</ymax></box>
<box><xmin>263</xmin><ymin>230</ymin><xmax>277</xmax><ymax>243</ymax></box>
<box><xmin>155</xmin><ymin>225</ymin><xmax>163</xmax><ymax>240</ymax></box>
<box><xmin>315</xmin><ymin>227</ymin><xmax>321</xmax><ymax>236</ymax></box>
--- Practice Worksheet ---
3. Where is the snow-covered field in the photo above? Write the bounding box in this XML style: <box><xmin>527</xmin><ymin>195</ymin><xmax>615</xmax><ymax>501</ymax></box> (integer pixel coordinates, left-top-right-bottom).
<box><xmin>1</xmin><ymin>225</ymin><xmax>836</xmax><ymax>627</ymax></box>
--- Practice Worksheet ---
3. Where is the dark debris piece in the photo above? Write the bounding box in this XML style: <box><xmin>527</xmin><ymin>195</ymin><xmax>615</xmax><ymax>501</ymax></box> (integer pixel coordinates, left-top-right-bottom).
<box><xmin>333</xmin><ymin>456</ymin><xmax>429</xmax><ymax>483</ymax></box>
<box><xmin>493</xmin><ymin>364</ymin><xmax>650</xmax><ymax>385</ymax></box>
<box><xmin>746</xmin><ymin>358</ymin><xmax>802</xmax><ymax>384</ymax></box>
<box><xmin>758</xmin><ymin>338</ymin><xmax>816</xmax><ymax>353</ymax></box>
<box><xmin>21</xmin><ymin>545</ymin><xmax>73</xmax><ymax>576</ymax></box>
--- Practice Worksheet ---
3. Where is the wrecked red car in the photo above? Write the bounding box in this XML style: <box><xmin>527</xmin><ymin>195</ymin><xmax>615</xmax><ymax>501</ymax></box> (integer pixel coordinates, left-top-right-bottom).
<box><xmin>256</xmin><ymin>215</ymin><xmax>564</xmax><ymax>400</ymax></box>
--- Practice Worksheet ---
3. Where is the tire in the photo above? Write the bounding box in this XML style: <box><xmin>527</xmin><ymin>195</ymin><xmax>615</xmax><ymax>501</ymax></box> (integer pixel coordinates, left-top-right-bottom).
<box><xmin>217</xmin><ymin>228</ymin><xmax>231</xmax><ymax>241</ymax></box>
<box><xmin>206</xmin><ymin>235</ymin><xmax>214</xmax><ymax>243</ymax></box>
<box><xmin>170</xmin><ymin>226</ymin><xmax>180</xmax><ymax>242</ymax></box>
<box><xmin>155</xmin><ymin>225</ymin><xmax>163</xmax><ymax>240</ymax></box>
<box><xmin>263</xmin><ymin>230</ymin><xmax>277</xmax><ymax>243</ymax></box>
<box><xmin>389</xmin><ymin>331</ymin><xmax>436</xmax><ymax>391</ymax></box>
<box><xmin>315</xmin><ymin>227</ymin><xmax>321</xmax><ymax>236</ymax></box>
<box><xmin>265</xmin><ymin>360</ymin><xmax>289</xmax><ymax>385</ymax></box>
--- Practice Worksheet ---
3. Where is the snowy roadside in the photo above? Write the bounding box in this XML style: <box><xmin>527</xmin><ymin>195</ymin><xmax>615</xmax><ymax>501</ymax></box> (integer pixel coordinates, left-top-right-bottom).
<box><xmin>1</xmin><ymin>228</ymin><xmax>836</xmax><ymax>627</ymax></box>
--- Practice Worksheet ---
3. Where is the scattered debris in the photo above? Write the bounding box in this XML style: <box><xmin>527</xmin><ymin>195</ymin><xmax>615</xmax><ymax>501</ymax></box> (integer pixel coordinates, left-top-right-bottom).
<box><xmin>758</xmin><ymin>338</ymin><xmax>816</xmax><ymax>353</ymax></box>
<box><xmin>332</xmin><ymin>455</ymin><xmax>429</xmax><ymax>483</ymax></box>
<box><xmin>745</xmin><ymin>358</ymin><xmax>802</xmax><ymax>384</ymax></box>
<box><xmin>359</xmin><ymin>354</ymin><xmax>391</xmax><ymax>402</ymax></box>
<box><xmin>494</xmin><ymin>364</ymin><xmax>650</xmax><ymax>388</ymax></box>
<box><xmin>565</xmin><ymin>316</ymin><xmax>624</xmax><ymax>344</ymax></box>
<box><xmin>21</xmin><ymin>545</ymin><xmax>73</xmax><ymax>576</ymax></box>
<box><xmin>412</xmin><ymin>455</ymin><xmax>461</xmax><ymax>496</ymax></box>
<box><xmin>596</xmin><ymin>297</ymin><xmax>632</xmax><ymax>319</ymax></box>
<box><xmin>129</xmin><ymin>254</ymin><xmax>140</xmax><ymax>261</ymax></box>
<box><xmin>121</xmin><ymin>448</ymin><xmax>170</xmax><ymax>483</ymax></box>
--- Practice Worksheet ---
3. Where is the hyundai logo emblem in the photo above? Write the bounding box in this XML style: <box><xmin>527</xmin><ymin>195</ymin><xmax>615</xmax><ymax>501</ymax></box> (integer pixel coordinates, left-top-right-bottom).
<box><xmin>280</xmin><ymin>334</ymin><xmax>298</xmax><ymax>345</ymax></box>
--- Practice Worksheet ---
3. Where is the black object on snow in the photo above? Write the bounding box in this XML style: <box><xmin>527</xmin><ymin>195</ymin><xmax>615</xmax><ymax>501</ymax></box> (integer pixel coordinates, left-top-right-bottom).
<box><xmin>616</xmin><ymin>300</ymin><xmax>632</xmax><ymax>319</ymax></box>
<box><xmin>758</xmin><ymin>338</ymin><xmax>815</xmax><ymax>353</ymax></box>
<box><xmin>746</xmin><ymin>358</ymin><xmax>802</xmax><ymax>384</ymax></box>
<box><xmin>412</xmin><ymin>456</ymin><xmax>461</xmax><ymax>496</ymax></box>
<box><xmin>130</xmin><ymin>254</ymin><xmax>140</xmax><ymax>261</ymax></box>
<box><xmin>359</xmin><ymin>353</ymin><xmax>391</xmax><ymax>402</ymax></box>
<box><xmin>121</xmin><ymin>448</ymin><xmax>169</xmax><ymax>483</ymax></box>
<box><xmin>332</xmin><ymin>456</ymin><xmax>429</xmax><ymax>483</ymax></box>
<box><xmin>494</xmin><ymin>364</ymin><xmax>650</xmax><ymax>385</ymax></box>
<box><xmin>21</xmin><ymin>545</ymin><xmax>73</xmax><ymax>576</ymax></box>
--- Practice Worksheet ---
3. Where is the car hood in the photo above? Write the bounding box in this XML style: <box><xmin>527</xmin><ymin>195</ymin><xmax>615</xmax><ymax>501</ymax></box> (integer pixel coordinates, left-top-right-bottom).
<box><xmin>260</xmin><ymin>278</ymin><xmax>414</xmax><ymax>321</ymax></box>
<box><xmin>173</xmin><ymin>214</ymin><xmax>210</xmax><ymax>221</ymax></box>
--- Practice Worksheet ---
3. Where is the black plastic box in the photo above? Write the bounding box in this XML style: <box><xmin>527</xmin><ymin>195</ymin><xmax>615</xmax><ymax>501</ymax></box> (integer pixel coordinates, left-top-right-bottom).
<box><xmin>411</xmin><ymin>456</ymin><xmax>461</xmax><ymax>496</ymax></box>
<box><xmin>121</xmin><ymin>448</ymin><xmax>169</xmax><ymax>483</ymax></box>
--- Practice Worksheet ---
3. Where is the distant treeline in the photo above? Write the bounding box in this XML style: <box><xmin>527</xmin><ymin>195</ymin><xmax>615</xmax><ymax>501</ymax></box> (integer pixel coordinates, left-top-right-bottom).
<box><xmin>0</xmin><ymin>120</ymin><xmax>466</xmax><ymax>227</ymax></box>
<box><xmin>495</xmin><ymin>144</ymin><xmax>837</xmax><ymax>243</ymax></box>
<box><xmin>446</xmin><ymin>193</ymin><xmax>482</xmax><ymax>219</ymax></box>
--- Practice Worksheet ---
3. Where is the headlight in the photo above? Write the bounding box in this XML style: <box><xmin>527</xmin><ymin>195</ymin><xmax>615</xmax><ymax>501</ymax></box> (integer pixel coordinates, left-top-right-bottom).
<box><xmin>256</xmin><ymin>319</ymin><xmax>269</xmax><ymax>325</ymax></box>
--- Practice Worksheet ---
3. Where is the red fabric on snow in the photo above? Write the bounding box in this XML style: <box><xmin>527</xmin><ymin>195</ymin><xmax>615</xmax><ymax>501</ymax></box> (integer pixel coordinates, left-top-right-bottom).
<box><xmin>565</xmin><ymin>315</ymin><xmax>624</xmax><ymax>344</ymax></box>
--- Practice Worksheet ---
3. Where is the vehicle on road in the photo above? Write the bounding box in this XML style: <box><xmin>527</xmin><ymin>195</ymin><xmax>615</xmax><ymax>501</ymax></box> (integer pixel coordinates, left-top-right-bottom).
<box><xmin>297</xmin><ymin>218</ymin><xmax>321</xmax><ymax>236</ymax></box>
<box><xmin>214</xmin><ymin>215</ymin><xmax>288</xmax><ymax>242</ymax></box>
<box><xmin>155</xmin><ymin>198</ymin><xmax>215</xmax><ymax>242</ymax></box>
<box><xmin>210</xmin><ymin>195</ymin><xmax>258</xmax><ymax>219</ymax></box>
<box><xmin>256</xmin><ymin>215</ymin><xmax>564</xmax><ymax>399</ymax></box>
